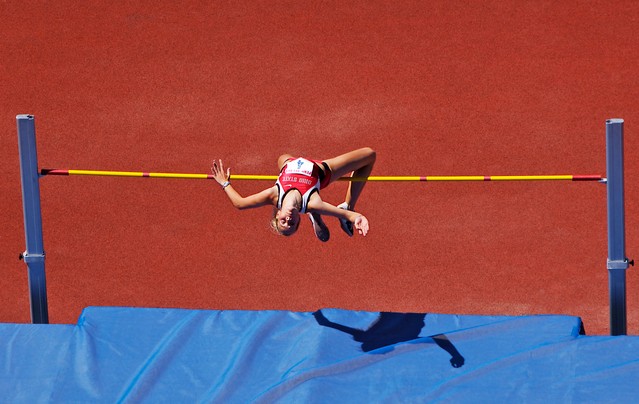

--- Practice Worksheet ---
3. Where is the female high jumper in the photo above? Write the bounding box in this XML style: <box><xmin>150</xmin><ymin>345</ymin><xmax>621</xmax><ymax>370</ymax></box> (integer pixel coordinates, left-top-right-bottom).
<box><xmin>211</xmin><ymin>147</ymin><xmax>376</xmax><ymax>241</ymax></box>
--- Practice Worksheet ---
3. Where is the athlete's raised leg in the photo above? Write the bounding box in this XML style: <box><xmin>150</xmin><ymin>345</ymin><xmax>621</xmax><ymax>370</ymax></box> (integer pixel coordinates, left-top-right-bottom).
<box><xmin>277</xmin><ymin>154</ymin><xmax>295</xmax><ymax>170</ymax></box>
<box><xmin>323</xmin><ymin>147</ymin><xmax>376</xmax><ymax>210</ymax></box>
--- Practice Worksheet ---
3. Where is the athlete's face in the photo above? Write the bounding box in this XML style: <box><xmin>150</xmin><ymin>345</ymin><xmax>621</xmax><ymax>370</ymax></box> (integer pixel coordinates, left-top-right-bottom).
<box><xmin>276</xmin><ymin>207</ymin><xmax>300</xmax><ymax>235</ymax></box>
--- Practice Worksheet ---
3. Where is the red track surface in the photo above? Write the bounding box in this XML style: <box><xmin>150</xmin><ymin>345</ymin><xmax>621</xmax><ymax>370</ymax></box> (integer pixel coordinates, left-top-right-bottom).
<box><xmin>1</xmin><ymin>1</ymin><xmax>638</xmax><ymax>335</ymax></box>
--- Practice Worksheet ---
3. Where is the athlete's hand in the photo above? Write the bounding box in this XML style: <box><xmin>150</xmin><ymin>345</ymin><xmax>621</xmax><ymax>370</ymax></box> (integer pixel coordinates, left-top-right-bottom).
<box><xmin>211</xmin><ymin>159</ymin><xmax>230</xmax><ymax>186</ymax></box>
<box><xmin>353</xmin><ymin>215</ymin><xmax>369</xmax><ymax>236</ymax></box>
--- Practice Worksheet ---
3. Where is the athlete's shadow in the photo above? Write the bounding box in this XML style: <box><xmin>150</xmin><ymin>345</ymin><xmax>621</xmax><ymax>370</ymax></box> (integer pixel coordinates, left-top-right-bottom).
<box><xmin>313</xmin><ymin>310</ymin><xmax>465</xmax><ymax>368</ymax></box>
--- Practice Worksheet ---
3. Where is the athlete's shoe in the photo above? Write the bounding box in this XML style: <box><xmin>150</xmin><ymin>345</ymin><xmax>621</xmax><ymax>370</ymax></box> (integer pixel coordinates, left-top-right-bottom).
<box><xmin>337</xmin><ymin>202</ymin><xmax>353</xmax><ymax>237</ymax></box>
<box><xmin>308</xmin><ymin>213</ymin><xmax>330</xmax><ymax>242</ymax></box>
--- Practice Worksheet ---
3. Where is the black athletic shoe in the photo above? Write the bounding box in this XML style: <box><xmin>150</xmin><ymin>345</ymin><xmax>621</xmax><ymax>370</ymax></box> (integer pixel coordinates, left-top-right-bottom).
<box><xmin>308</xmin><ymin>213</ymin><xmax>330</xmax><ymax>242</ymax></box>
<box><xmin>337</xmin><ymin>202</ymin><xmax>353</xmax><ymax>237</ymax></box>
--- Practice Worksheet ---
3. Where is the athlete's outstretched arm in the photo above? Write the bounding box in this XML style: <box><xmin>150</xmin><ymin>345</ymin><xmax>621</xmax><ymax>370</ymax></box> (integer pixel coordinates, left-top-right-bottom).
<box><xmin>211</xmin><ymin>159</ymin><xmax>275</xmax><ymax>210</ymax></box>
<box><xmin>310</xmin><ymin>200</ymin><xmax>369</xmax><ymax>236</ymax></box>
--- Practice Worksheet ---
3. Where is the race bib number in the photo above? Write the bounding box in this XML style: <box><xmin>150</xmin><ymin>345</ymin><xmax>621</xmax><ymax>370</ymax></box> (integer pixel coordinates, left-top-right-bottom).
<box><xmin>285</xmin><ymin>158</ymin><xmax>314</xmax><ymax>176</ymax></box>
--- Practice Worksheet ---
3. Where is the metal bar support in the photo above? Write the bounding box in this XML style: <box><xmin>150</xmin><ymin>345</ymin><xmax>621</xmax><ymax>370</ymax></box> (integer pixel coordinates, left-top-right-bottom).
<box><xmin>605</xmin><ymin>118</ymin><xmax>628</xmax><ymax>335</ymax></box>
<box><xmin>17</xmin><ymin>114</ymin><xmax>49</xmax><ymax>324</ymax></box>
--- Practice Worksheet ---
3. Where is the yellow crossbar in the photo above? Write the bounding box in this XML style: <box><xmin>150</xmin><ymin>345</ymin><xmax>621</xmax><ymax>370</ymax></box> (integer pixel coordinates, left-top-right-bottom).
<box><xmin>40</xmin><ymin>169</ymin><xmax>603</xmax><ymax>182</ymax></box>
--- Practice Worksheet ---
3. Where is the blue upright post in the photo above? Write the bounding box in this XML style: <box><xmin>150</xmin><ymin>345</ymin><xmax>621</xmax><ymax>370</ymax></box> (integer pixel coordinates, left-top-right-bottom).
<box><xmin>605</xmin><ymin>118</ymin><xmax>629</xmax><ymax>335</ymax></box>
<box><xmin>17</xmin><ymin>114</ymin><xmax>49</xmax><ymax>324</ymax></box>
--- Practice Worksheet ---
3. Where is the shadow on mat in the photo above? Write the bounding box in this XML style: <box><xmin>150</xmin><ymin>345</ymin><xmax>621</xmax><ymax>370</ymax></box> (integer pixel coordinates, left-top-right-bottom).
<box><xmin>313</xmin><ymin>310</ymin><xmax>465</xmax><ymax>368</ymax></box>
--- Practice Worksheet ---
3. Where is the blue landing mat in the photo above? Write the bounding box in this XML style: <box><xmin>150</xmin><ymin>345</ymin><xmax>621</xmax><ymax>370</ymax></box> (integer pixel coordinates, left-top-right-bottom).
<box><xmin>1</xmin><ymin>307</ymin><xmax>638</xmax><ymax>402</ymax></box>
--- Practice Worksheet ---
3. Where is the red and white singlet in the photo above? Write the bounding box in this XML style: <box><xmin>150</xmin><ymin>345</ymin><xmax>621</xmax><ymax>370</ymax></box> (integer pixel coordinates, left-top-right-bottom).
<box><xmin>276</xmin><ymin>158</ymin><xmax>329</xmax><ymax>213</ymax></box>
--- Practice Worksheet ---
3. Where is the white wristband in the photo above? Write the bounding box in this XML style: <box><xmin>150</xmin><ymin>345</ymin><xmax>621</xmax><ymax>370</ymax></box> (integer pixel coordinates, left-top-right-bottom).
<box><xmin>221</xmin><ymin>181</ymin><xmax>231</xmax><ymax>189</ymax></box>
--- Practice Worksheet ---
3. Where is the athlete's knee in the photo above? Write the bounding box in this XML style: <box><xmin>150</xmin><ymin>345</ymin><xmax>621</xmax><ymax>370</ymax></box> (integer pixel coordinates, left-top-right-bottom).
<box><xmin>362</xmin><ymin>147</ymin><xmax>376</xmax><ymax>163</ymax></box>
